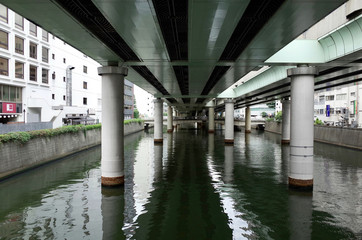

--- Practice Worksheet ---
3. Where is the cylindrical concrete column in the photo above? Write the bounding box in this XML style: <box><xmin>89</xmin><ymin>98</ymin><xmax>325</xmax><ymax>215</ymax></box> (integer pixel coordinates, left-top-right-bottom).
<box><xmin>288</xmin><ymin>66</ymin><xmax>318</xmax><ymax>189</ymax></box>
<box><xmin>154</xmin><ymin>98</ymin><xmax>163</xmax><ymax>143</ymax></box>
<box><xmin>245</xmin><ymin>106</ymin><xmax>251</xmax><ymax>133</ymax></box>
<box><xmin>208</xmin><ymin>107</ymin><xmax>215</xmax><ymax>133</ymax></box>
<box><xmin>281</xmin><ymin>99</ymin><xmax>291</xmax><ymax>144</ymax></box>
<box><xmin>98</xmin><ymin>66</ymin><xmax>128</xmax><ymax>186</ymax></box>
<box><xmin>224</xmin><ymin>99</ymin><xmax>234</xmax><ymax>144</ymax></box>
<box><xmin>167</xmin><ymin>105</ymin><xmax>173</xmax><ymax>133</ymax></box>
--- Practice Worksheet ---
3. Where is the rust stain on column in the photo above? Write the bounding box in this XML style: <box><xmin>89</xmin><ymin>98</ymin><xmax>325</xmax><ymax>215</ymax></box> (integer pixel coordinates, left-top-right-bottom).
<box><xmin>101</xmin><ymin>176</ymin><xmax>124</xmax><ymax>186</ymax></box>
<box><xmin>288</xmin><ymin>177</ymin><xmax>313</xmax><ymax>189</ymax></box>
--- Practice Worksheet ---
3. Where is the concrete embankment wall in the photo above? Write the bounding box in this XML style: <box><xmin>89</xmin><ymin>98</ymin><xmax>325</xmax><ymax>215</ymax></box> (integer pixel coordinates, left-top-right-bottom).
<box><xmin>265</xmin><ymin>121</ymin><xmax>362</xmax><ymax>150</ymax></box>
<box><xmin>0</xmin><ymin>123</ymin><xmax>144</xmax><ymax>179</ymax></box>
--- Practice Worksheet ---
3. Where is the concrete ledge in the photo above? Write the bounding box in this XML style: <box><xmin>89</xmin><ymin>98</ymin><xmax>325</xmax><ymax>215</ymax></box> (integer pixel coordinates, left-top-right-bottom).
<box><xmin>265</xmin><ymin>121</ymin><xmax>362</xmax><ymax>150</ymax></box>
<box><xmin>0</xmin><ymin>122</ymin><xmax>144</xmax><ymax>180</ymax></box>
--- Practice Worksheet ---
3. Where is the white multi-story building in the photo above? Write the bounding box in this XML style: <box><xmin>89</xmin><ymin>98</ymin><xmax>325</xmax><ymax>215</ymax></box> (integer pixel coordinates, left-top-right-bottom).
<box><xmin>314</xmin><ymin>83</ymin><xmax>361</xmax><ymax>126</ymax></box>
<box><xmin>0</xmin><ymin>5</ymin><xmax>103</xmax><ymax>128</ymax></box>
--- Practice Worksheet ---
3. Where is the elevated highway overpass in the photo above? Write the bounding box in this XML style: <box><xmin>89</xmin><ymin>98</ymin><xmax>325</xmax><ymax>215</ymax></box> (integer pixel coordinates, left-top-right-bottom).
<box><xmin>2</xmin><ymin>0</ymin><xmax>360</xmax><ymax>189</ymax></box>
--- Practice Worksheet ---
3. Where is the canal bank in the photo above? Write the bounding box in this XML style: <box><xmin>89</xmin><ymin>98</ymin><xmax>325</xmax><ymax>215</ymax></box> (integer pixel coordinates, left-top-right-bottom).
<box><xmin>0</xmin><ymin>122</ymin><xmax>144</xmax><ymax>180</ymax></box>
<box><xmin>265</xmin><ymin>121</ymin><xmax>362</xmax><ymax>150</ymax></box>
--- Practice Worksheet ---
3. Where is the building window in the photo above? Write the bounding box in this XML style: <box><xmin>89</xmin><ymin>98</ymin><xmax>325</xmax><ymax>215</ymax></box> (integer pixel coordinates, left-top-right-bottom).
<box><xmin>42</xmin><ymin>30</ymin><xmax>48</xmax><ymax>42</ymax></box>
<box><xmin>52</xmin><ymin>94</ymin><xmax>55</xmax><ymax>100</ymax></box>
<box><xmin>0</xmin><ymin>30</ymin><xmax>8</xmax><ymax>50</ymax></box>
<box><xmin>52</xmin><ymin>53</ymin><xmax>55</xmax><ymax>60</ymax></box>
<box><xmin>336</xmin><ymin>94</ymin><xmax>346</xmax><ymax>100</ymax></box>
<box><xmin>63</xmin><ymin>95</ymin><xmax>65</xmax><ymax>101</ymax></box>
<box><xmin>29</xmin><ymin>65</ymin><xmax>37</xmax><ymax>81</ymax></box>
<box><xmin>83</xmin><ymin>97</ymin><xmax>87</xmax><ymax>105</ymax></box>
<box><xmin>15</xmin><ymin>14</ymin><xmax>23</xmax><ymax>30</ymax></box>
<box><xmin>15</xmin><ymin>61</ymin><xmax>24</xmax><ymax>79</ymax></box>
<box><xmin>29</xmin><ymin>42</ymin><xmax>37</xmax><ymax>59</ymax></box>
<box><xmin>63</xmin><ymin>76</ymin><xmax>66</xmax><ymax>82</ymax></box>
<box><xmin>83</xmin><ymin>81</ymin><xmax>87</xmax><ymax>89</ymax></box>
<box><xmin>63</xmin><ymin>58</ymin><xmax>66</xmax><ymax>64</ymax></box>
<box><xmin>326</xmin><ymin>95</ymin><xmax>334</xmax><ymax>101</ymax></box>
<box><xmin>83</xmin><ymin>65</ymin><xmax>87</xmax><ymax>73</ymax></box>
<box><xmin>351</xmin><ymin>92</ymin><xmax>356</xmax><ymax>97</ymax></box>
<box><xmin>52</xmin><ymin>71</ymin><xmax>56</xmax><ymax>79</ymax></box>
<box><xmin>0</xmin><ymin>4</ymin><xmax>8</xmax><ymax>23</ymax></box>
<box><xmin>0</xmin><ymin>57</ymin><xmax>8</xmax><ymax>76</ymax></box>
<box><xmin>15</xmin><ymin>36</ymin><xmax>24</xmax><ymax>54</ymax></box>
<box><xmin>42</xmin><ymin>68</ymin><xmax>48</xmax><ymax>84</ymax></box>
<box><xmin>29</xmin><ymin>22</ymin><xmax>37</xmax><ymax>36</ymax></box>
<box><xmin>42</xmin><ymin>47</ymin><xmax>48</xmax><ymax>63</ymax></box>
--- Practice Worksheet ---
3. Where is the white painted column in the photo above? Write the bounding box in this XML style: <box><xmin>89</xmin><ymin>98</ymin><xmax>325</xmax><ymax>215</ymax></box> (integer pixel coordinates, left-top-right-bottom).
<box><xmin>224</xmin><ymin>99</ymin><xmax>234</xmax><ymax>144</ymax></box>
<box><xmin>245</xmin><ymin>106</ymin><xmax>251</xmax><ymax>133</ymax></box>
<box><xmin>167</xmin><ymin>105</ymin><xmax>173</xmax><ymax>133</ymax></box>
<box><xmin>98</xmin><ymin>66</ymin><xmax>128</xmax><ymax>186</ymax></box>
<box><xmin>281</xmin><ymin>99</ymin><xmax>291</xmax><ymax>144</ymax></box>
<box><xmin>288</xmin><ymin>66</ymin><xmax>318</xmax><ymax>189</ymax></box>
<box><xmin>154</xmin><ymin>98</ymin><xmax>163</xmax><ymax>143</ymax></box>
<box><xmin>208</xmin><ymin>107</ymin><xmax>215</xmax><ymax>133</ymax></box>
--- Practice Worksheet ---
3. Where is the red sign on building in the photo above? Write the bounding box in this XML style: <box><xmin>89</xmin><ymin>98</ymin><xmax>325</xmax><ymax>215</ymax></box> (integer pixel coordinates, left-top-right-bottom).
<box><xmin>2</xmin><ymin>102</ymin><xmax>17</xmax><ymax>113</ymax></box>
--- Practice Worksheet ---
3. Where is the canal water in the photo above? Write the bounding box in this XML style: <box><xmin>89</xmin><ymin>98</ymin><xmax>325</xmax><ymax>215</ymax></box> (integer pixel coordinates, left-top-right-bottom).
<box><xmin>0</xmin><ymin>128</ymin><xmax>361</xmax><ymax>239</ymax></box>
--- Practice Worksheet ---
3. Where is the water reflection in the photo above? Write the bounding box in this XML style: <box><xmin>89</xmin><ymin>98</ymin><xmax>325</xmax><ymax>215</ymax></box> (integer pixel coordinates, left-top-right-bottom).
<box><xmin>288</xmin><ymin>190</ymin><xmax>312</xmax><ymax>240</ymax></box>
<box><xmin>1</xmin><ymin>130</ymin><xmax>362</xmax><ymax>239</ymax></box>
<box><xmin>101</xmin><ymin>188</ymin><xmax>125</xmax><ymax>240</ymax></box>
<box><xmin>224</xmin><ymin>145</ymin><xmax>233</xmax><ymax>183</ymax></box>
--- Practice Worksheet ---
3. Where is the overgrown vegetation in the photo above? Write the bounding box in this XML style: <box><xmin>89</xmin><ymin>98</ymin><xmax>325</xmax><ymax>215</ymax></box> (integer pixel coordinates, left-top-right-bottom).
<box><xmin>0</xmin><ymin>119</ymin><xmax>143</xmax><ymax>144</ymax></box>
<box><xmin>314</xmin><ymin>118</ymin><xmax>324</xmax><ymax>125</ymax></box>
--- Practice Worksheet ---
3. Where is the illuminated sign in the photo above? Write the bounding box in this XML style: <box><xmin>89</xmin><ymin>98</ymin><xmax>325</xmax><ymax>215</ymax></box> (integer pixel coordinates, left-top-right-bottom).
<box><xmin>2</xmin><ymin>103</ymin><xmax>17</xmax><ymax>113</ymax></box>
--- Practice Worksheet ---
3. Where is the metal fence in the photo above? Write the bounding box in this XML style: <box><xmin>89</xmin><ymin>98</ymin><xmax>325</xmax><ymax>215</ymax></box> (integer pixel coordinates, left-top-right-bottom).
<box><xmin>0</xmin><ymin>122</ymin><xmax>53</xmax><ymax>134</ymax></box>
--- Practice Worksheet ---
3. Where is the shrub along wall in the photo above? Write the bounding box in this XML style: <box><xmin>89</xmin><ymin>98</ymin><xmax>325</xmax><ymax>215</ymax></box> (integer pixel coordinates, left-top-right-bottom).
<box><xmin>0</xmin><ymin>121</ymin><xmax>144</xmax><ymax>179</ymax></box>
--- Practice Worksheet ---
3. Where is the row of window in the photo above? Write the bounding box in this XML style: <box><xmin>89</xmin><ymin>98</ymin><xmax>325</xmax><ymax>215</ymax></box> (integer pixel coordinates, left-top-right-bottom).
<box><xmin>51</xmin><ymin>94</ymin><xmax>88</xmax><ymax>105</ymax></box>
<box><xmin>0</xmin><ymin>5</ymin><xmax>49</xmax><ymax>41</ymax></box>
<box><xmin>0</xmin><ymin>84</ymin><xmax>22</xmax><ymax>102</ymax></box>
<box><xmin>125</xmin><ymin>85</ymin><xmax>132</xmax><ymax>92</ymax></box>
<box><xmin>318</xmin><ymin>92</ymin><xmax>356</xmax><ymax>102</ymax></box>
<box><xmin>0</xmin><ymin>57</ymin><xmax>48</xmax><ymax>83</ymax></box>
<box><xmin>0</xmin><ymin>29</ymin><xmax>90</xmax><ymax>72</ymax></box>
<box><xmin>0</xmin><ymin>30</ymin><xmax>49</xmax><ymax>63</ymax></box>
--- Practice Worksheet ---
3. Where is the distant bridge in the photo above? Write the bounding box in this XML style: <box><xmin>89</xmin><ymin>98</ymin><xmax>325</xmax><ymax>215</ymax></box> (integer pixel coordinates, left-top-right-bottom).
<box><xmin>143</xmin><ymin>118</ymin><xmax>265</xmax><ymax>129</ymax></box>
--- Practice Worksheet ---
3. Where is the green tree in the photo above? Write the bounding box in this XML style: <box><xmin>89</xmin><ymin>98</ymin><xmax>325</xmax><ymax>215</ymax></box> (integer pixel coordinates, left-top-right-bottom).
<box><xmin>133</xmin><ymin>108</ymin><xmax>139</xmax><ymax>119</ymax></box>
<box><xmin>261</xmin><ymin>112</ymin><xmax>268</xmax><ymax>118</ymax></box>
<box><xmin>275</xmin><ymin>111</ymin><xmax>282</xmax><ymax>122</ymax></box>
<box><xmin>266</xmin><ymin>101</ymin><xmax>276</xmax><ymax>109</ymax></box>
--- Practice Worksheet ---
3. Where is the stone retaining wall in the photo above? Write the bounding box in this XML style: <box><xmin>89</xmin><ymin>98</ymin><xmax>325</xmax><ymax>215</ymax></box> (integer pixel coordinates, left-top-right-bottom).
<box><xmin>0</xmin><ymin>122</ymin><xmax>144</xmax><ymax>179</ymax></box>
<box><xmin>265</xmin><ymin>121</ymin><xmax>362</xmax><ymax>150</ymax></box>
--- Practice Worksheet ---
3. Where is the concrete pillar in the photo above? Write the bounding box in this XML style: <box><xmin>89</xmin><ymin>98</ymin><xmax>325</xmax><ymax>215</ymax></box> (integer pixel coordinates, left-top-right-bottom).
<box><xmin>281</xmin><ymin>99</ymin><xmax>291</xmax><ymax>144</ymax></box>
<box><xmin>167</xmin><ymin>105</ymin><xmax>173</xmax><ymax>133</ymax></box>
<box><xmin>154</xmin><ymin>98</ymin><xmax>163</xmax><ymax>144</ymax></box>
<box><xmin>288</xmin><ymin>66</ymin><xmax>318</xmax><ymax>189</ymax></box>
<box><xmin>98</xmin><ymin>66</ymin><xmax>128</xmax><ymax>186</ymax></box>
<box><xmin>245</xmin><ymin>106</ymin><xmax>251</xmax><ymax>133</ymax></box>
<box><xmin>208</xmin><ymin>107</ymin><xmax>215</xmax><ymax>133</ymax></box>
<box><xmin>224</xmin><ymin>99</ymin><xmax>234</xmax><ymax>144</ymax></box>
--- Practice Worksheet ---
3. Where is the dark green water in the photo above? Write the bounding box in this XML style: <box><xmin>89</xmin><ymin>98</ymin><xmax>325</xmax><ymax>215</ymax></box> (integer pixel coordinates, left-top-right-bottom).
<box><xmin>0</xmin><ymin>129</ymin><xmax>361</xmax><ymax>239</ymax></box>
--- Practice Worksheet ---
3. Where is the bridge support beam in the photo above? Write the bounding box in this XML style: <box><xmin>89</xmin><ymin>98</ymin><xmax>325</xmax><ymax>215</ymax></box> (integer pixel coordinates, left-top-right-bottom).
<box><xmin>98</xmin><ymin>66</ymin><xmax>128</xmax><ymax>187</ymax></box>
<box><xmin>281</xmin><ymin>99</ymin><xmax>291</xmax><ymax>144</ymax></box>
<box><xmin>245</xmin><ymin>106</ymin><xmax>251</xmax><ymax>133</ymax></box>
<box><xmin>288</xmin><ymin>66</ymin><xmax>318</xmax><ymax>189</ymax></box>
<box><xmin>154</xmin><ymin>98</ymin><xmax>163</xmax><ymax>144</ymax></box>
<box><xmin>224</xmin><ymin>99</ymin><xmax>234</xmax><ymax>144</ymax></box>
<box><xmin>208</xmin><ymin>107</ymin><xmax>215</xmax><ymax>133</ymax></box>
<box><xmin>167</xmin><ymin>105</ymin><xmax>173</xmax><ymax>133</ymax></box>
